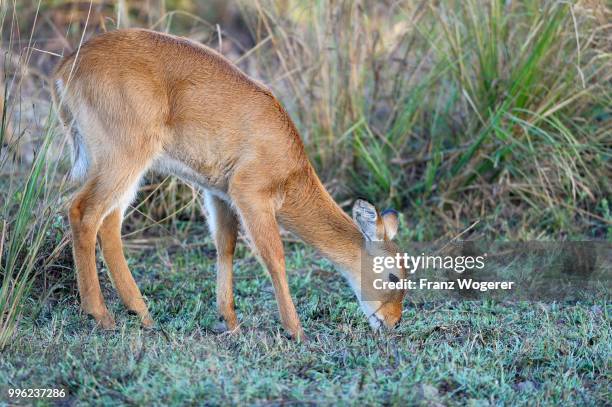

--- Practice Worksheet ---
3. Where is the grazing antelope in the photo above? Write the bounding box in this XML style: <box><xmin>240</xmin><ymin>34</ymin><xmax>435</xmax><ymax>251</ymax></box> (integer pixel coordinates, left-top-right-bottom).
<box><xmin>52</xmin><ymin>29</ymin><xmax>406</xmax><ymax>340</ymax></box>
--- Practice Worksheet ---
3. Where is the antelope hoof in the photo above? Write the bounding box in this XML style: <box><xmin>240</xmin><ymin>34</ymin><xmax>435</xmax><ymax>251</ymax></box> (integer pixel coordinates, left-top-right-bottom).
<box><xmin>94</xmin><ymin>311</ymin><xmax>116</xmax><ymax>330</ymax></box>
<box><xmin>286</xmin><ymin>327</ymin><xmax>308</xmax><ymax>342</ymax></box>
<box><xmin>82</xmin><ymin>303</ymin><xmax>116</xmax><ymax>330</ymax></box>
<box><xmin>213</xmin><ymin>320</ymin><xmax>240</xmax><ymax>334</ymax></box>
<box><xmin>141</xmin><ymin>314</ymin><xmax>155</xmax><ymax>329</ymax></box>
<box><xmin>127</xmin><ymin>308</ymin><xmax>154</xmax><ymax>329</ymax></box>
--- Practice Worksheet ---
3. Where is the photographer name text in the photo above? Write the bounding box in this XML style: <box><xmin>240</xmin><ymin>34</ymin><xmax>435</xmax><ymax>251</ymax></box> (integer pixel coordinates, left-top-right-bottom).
<box><xmin>374</xmin><ymin>278</ymin><xmax>515</xmax><ymax>292</ymax></box>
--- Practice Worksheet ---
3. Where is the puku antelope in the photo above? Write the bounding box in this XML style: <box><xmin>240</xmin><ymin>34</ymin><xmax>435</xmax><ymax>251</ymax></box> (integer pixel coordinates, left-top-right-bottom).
<box><xmin>52</xmin><ymin>29</ymin><xmax>406</xmax><ymax>340</ymax></box>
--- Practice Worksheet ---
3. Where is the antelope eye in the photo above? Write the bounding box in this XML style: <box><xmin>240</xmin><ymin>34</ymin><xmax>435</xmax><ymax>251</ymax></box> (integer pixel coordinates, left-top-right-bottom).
<box><xmin>389</xmin><ymin>273</ymin><xmax>399</xmax><ymax>283</ymax></box>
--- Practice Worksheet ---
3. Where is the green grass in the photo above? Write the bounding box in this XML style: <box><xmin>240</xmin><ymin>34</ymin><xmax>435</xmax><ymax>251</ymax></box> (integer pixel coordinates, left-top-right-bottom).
<box><xmin>1</xmin><ymin>239</ymin><xmax>609</xmax><ymax>405</ymax></box>
<box><xmin>1</xmin><ymin>1</ymin><xmax>610</xmax><ymax>405</ymax></box>
<box><xmin>249</xmin><ymin>0</ymin><xmax>610</xmax><ymax>237</ymax></box>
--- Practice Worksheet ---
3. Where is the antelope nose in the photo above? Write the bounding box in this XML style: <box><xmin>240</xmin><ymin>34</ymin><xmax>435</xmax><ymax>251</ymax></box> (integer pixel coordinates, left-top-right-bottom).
<box><xmin>383</xmin><ymin>313</ymin><xmax>401</xmax><ymax>329</ymax></box>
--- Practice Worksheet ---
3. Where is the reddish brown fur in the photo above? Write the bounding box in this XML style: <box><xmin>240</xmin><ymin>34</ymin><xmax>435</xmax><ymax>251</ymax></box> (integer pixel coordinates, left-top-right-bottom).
<box><xmin>53</xmin><ymin>29</ymin><xmax>405</xmax><ymax>340</ymax></box>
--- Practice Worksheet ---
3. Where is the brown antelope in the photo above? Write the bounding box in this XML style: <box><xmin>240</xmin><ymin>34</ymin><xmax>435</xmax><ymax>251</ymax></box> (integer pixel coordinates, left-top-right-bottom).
<box><xmin>52</xmin><ymin>29</ymin><xmax>406</xmax><ymax>340</ymax></box>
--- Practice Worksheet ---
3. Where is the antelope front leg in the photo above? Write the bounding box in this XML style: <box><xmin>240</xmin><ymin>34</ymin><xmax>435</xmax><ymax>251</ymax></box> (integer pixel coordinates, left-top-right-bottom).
<box><xmin>233</xmin><ymin>194</ymin><xmax>306</xmax><ymax>341</ymax></box>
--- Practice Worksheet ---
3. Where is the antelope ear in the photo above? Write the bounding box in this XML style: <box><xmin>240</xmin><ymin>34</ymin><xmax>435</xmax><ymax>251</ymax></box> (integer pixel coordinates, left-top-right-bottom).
<box><xmin>381</xmin><ymin>209</ymin><xmax>399</xmax><ymax>240</ymax></box>
<box><xmin>352</xmin><ymin>199</ymin><xmax>384</xmax><ymax>241</ymax></box>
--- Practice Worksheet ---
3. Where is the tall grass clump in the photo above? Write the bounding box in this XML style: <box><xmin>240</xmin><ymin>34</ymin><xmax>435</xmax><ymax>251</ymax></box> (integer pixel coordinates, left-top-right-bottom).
<box><xmin>243</xmin><ymin>0</ymin><xmax>611</xmax><ymax>238</ymax></box>
<box><xmin>0</xmin><ymin>4</ymin><xmax>69</xmax><ymax>350</ymax></box>
<box><xmin>0</xmin><ymin>121</ymin><xmax>64</xmax><ymax>350</ymax></box>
